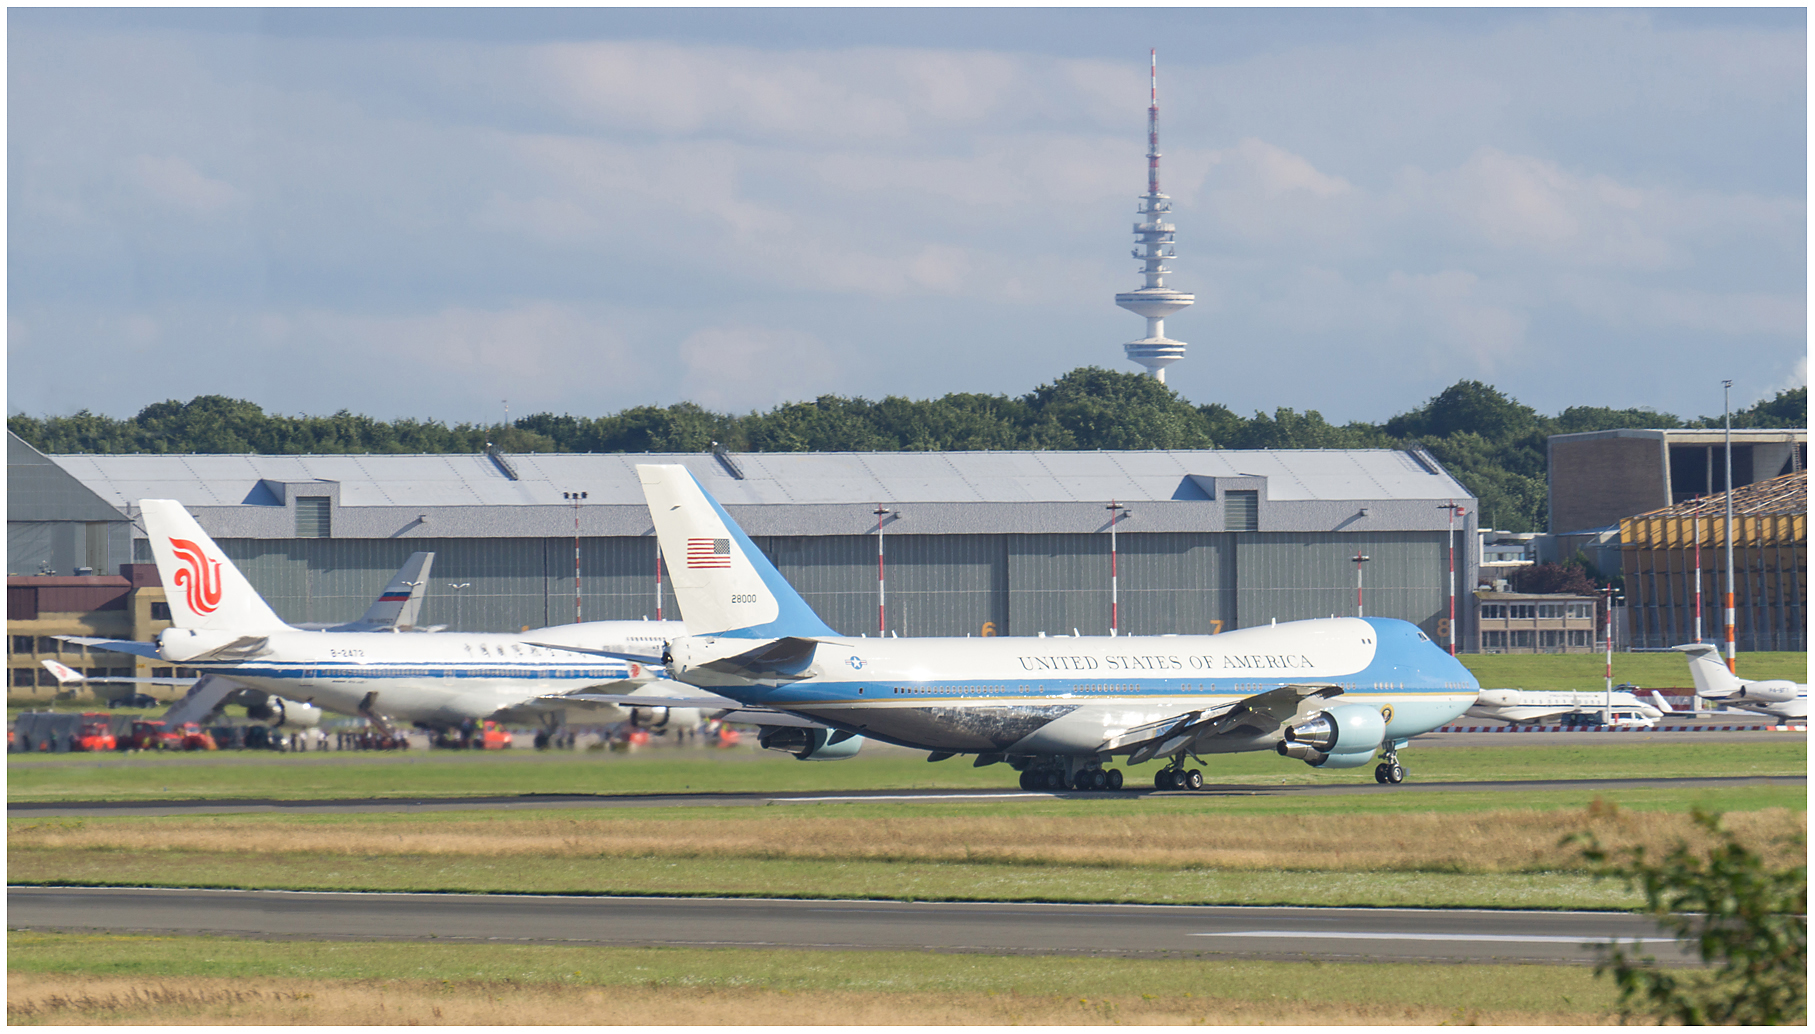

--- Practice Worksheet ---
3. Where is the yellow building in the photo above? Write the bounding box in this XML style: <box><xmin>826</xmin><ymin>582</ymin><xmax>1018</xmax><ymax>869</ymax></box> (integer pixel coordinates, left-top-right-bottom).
<box><xmin>1620</xmin><ymin>471</ymin><xmax>1806</xmax><ymax>651</ymax></box>
<box><xmin>6</xmin><ymin>566</ymin><xmax>178</xmax><ymax>702</ymax></box>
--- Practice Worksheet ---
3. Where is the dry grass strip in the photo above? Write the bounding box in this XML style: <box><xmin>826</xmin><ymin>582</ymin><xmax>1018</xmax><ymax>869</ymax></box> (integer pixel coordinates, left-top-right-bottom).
<box><xmin>5</xmin><ymin>972</ymin><xmax>1615</xmax><ymax>1026</ymax></box>
<box><xmin>12</xmin><ymin>805</ymin><xmax>1803</xmax><ymax>874</ymax></box>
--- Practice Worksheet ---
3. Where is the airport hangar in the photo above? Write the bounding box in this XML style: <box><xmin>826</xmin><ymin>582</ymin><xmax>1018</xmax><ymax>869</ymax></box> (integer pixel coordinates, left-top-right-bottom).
<box><xmin>11</xmin><ymin>437</ymin><xmax>1479</xmax><ymax>663</ymax></box>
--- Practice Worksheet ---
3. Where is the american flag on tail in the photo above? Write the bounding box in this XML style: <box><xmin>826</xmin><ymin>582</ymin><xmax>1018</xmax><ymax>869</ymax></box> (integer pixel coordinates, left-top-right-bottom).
<box><xmin>687</xmin><ymin>537</ymin><xmax>732</xmax><ymax>568</ymax></box>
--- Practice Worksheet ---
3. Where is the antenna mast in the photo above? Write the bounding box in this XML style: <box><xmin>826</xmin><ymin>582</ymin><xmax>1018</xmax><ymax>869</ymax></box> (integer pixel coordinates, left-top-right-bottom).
<box><xmin>1116</xmin><ymin>49</ymin><xmax>1195</xmax><ymax>382</ymax></box>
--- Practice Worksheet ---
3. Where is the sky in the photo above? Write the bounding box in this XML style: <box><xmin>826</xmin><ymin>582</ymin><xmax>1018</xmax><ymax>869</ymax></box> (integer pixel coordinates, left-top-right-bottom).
<box><xmin>7</xmin><ymin>8</ymin><xmax>1807</xmax><ymax>428</ymax></box>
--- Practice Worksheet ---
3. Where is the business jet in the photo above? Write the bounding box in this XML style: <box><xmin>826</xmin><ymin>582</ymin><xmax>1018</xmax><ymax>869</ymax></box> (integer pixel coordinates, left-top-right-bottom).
<box><xmin>1673</xmin><ymin>643</ymin><xmax>1807</xmax><ymax>721</ymax></box>
<box><xmin>70</xmin><ymin>499</ymin><xmax>690</xmax><ymax>734</ymax></box>
<box><xmin>1468</xmin><ymin>687</ymin><xmax>1672</xmax><ymax>725</ymax></box>
<box><xmin>609</xmin><ymin>465</ymin><xmax>1477</xmax><ymax>789</ymax></box>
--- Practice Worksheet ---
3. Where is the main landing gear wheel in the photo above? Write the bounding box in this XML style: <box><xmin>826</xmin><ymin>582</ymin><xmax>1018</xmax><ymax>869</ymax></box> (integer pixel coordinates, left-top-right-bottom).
<box><xmin>1155</xmin><ymin>769</ymin><xmax>1176</xmax><ymax>791</ymax></box>
<box><xmin>1105</xmin><ymin>769</ymin><xmax>1124</xmax><ymax>791</ymax></box>
<box><xmin>1019</xmin><ymin>770</ymin><xmax>1037</xmax><ymax>791</ymax></box>
<box><xmin>1046</xmin><ymin>770</ymin><xmax>1068</xmax><ymax>791</ymax></box>
<box><xmin>1375</xmin><ymin>753</ymin><xmax>1406</xmax><ymax>785</ymax></box>
<box><xmin>1184</xmin><ymin>769</ymin><xmax>1203</xmax><ymax>790</ymax></box>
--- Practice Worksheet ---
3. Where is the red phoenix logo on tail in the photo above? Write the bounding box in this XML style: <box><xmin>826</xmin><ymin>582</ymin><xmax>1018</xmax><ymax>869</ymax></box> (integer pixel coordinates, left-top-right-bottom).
<box><xmin>168</xmin><ymin>537</ymin><xmax>224</xmax><ymax>615</ymax></box>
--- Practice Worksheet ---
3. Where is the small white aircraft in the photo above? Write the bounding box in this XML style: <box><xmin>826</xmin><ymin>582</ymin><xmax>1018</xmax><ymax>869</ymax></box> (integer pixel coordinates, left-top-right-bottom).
<box><xmin>610</xmin><ymin>464</ymin><xmax>1480</xmax><ymax>789</ymax></box>
<box><xmin>1468</xmin><ymin>687</ymin><xmax>1672</xmax><ymax>726</ymax></box>
<box><xmin>1673</xmin><ymin>643</ymin><xmax>1808</xmax><ymax>721</ymax></box>
<box><xmin>69</xmin><ymin>499</ymin><xmax>693</xmax><ymax>736</ymax></box>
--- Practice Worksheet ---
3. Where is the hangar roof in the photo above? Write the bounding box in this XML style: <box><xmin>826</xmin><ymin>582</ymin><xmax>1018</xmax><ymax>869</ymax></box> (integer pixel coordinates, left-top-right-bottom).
<box><xmin>51</xmin><ymin>448</ymin><xmax>1470</xmax><ymax>510</ymax></box>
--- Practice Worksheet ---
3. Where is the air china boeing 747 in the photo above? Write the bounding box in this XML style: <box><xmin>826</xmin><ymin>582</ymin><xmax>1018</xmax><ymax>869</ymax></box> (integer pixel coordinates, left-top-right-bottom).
<box><xmin>73</xmin><ymin>500</ymin><xmax>687</xmax><ymax>734</ymax></box>
<box><xmin>623</xmin><ymin>465</ymin><xmax>1478</xmax><ymax>789</ymax></box>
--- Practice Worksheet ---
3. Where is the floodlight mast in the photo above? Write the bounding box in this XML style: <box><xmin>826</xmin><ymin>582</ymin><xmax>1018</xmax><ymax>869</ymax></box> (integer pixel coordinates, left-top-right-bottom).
<box><xmin>1116</xmin><ymin>49</ymin><xmax>1194</xmax><ymax>382</ymax></box>
<box><xmin>1722</xmin><ymin>380</ymin><xmax>1736</xmax><ymax>673</ymax></box>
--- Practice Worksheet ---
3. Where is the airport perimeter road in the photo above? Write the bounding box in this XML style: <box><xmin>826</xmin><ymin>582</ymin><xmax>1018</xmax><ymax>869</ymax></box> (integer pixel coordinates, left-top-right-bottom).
<box><xmin>7</xmin><ymin>887</ymin><xmax>1692</xmax><ymax>965</ymax></box>
<box><xmin>6</xmin><ymin>774</ymin><xmax>1801</xmax><ymax>818</ymax></box>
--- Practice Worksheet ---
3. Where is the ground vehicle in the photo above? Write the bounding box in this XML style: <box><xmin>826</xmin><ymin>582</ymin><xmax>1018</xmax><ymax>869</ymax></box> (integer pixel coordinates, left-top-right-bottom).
<box><xmin>128</xmin><ymin>720</ymin><xmax>185</xmax><ymax>750</ymax></box>
<box><xmin>175</xmin><ymin>722</ymin><xmax>218</xmax><ymax>750</ymax></box>
<box><xmin>1558</xmin><ymin>709</ymin><xmax>1657</xmax><ymax>729</ymax></box>
<box><xmin>74</xmin><ymin>713</ymin><xmax>117</xmax><ymax>752</ymax></box>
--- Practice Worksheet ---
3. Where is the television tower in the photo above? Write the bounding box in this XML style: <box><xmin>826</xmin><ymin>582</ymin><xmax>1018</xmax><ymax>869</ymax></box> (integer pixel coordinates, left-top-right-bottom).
<box><xmin>1116</xmin><ymin>49</ymin><xmax>1194</xmax><ymax>382</ymax></box>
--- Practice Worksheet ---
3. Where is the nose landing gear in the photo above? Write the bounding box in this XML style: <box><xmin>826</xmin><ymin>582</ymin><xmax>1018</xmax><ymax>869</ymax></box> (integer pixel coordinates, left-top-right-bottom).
<box><xmin>1373</xmin><ymin>749</ymin><xmax>1406</xmax><ymax>785</ymax></box>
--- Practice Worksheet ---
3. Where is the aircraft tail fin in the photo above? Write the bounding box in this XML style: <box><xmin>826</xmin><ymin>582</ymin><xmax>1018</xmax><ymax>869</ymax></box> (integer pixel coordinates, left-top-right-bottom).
<box><xmin>635</xmin><ymin>464</ymin><xmax>838</xmax><ymax>638</ymax></box>
<box><xmin>1672</xmin><ymin>642</ymin><xmax>1741</xmax><ymax>697</ymax></box>
<box><xmin>40</xmin><ymin>659</ymin><xmax>83</xmax><ymax>685</ymax></box>
<box><xmin>355</xmin><ymin>551</ymin><xmax>435</xmax><ymax>629</ymax></box>
<box><xmin>1648</xmin><ymin>690</ymin><xmax>1674</xmax><ymax>714</ymax></box>
<box><xmin>139</xmin><ymin>499</ymin><xmax>288</xmax><ymax>632</ymax></box>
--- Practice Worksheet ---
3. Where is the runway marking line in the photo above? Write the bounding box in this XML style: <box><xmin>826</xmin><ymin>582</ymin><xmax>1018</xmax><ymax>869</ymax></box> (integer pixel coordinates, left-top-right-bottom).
<box><xmin>1193</xmin><ymin>931</ymin><xmax>1680</xmax><ymax>944</ymax></box>
<box><xmin>772</xmin><ymin>792</ymin><xmax>1052</xmax><ymax>803</ymax></box>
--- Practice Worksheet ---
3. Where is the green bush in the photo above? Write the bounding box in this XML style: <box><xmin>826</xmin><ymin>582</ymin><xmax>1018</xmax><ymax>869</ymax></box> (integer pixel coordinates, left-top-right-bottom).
<box><xmin>1570</xmin><ymin>807</ymin><xmax>1806</xmax><ymax>1025</ymax></box>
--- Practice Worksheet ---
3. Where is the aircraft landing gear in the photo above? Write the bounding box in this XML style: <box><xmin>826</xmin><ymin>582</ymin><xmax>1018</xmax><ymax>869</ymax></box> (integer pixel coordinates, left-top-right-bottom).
<box><xmin>1019</xmin><ymin>760</ymin><xmax>1125</xmax><ymax>792</ymax></box>
<box><xmin>1374</xmin><ymin>750</ymin><xmax>1405</xmax><ymax>785</ymax></box>
<box><xmin>1155</xmin><ymin>765</ymin><xmax>1203</xmax><ymax>791</ymax></box>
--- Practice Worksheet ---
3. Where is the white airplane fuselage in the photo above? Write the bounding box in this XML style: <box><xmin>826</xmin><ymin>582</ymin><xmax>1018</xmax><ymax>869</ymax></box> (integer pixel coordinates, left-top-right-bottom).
<box><xmin>1469</xmin><ymin>688</ymin><xmax>1666</xmax><ymax>724</ymax></box>
<box><xmin>158</xmin><ymin>621</ymin><xmax>682</xmax><ymax>727</ymax></box>
<box><xmin>668</xmin><ymin>617</ymin><xmax>1477</xmax><ymax>756</ymax></box>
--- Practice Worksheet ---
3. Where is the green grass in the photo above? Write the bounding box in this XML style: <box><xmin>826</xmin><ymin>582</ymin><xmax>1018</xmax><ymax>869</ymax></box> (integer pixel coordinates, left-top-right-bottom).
<box><xmin>8</xmin><ymin>740</ymin><xmax>1805</xmax><ymax>803</ymax></box>
<box><xmin>6</xmin><ymin>848</ymin><xmax>1652</xmax><ymax>910</ymax></box>
<box><xmin>1461</xmin><ymin>650</ymin><xmax>1808</xmax><ymax>692</ymax></box>
<box><xmin>5</xmin><ymin>932</ymin><xmax>1623</xmax><ymax>1021</ymax></box>
<box><xmin>10</xmin><ymin>783</ymin><xmax>1801</xmax><ymax>910</ymax></box>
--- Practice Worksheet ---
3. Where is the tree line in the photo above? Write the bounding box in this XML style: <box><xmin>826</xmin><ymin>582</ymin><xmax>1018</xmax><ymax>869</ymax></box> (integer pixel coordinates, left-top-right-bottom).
<box><xmin>9</xmin><ymin>368</ymin><xmax>1804</xmax><ymax>533</ymax></box>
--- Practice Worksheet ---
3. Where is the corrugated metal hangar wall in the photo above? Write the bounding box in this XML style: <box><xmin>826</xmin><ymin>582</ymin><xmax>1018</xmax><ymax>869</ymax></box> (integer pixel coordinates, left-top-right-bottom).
<box><xmin>197</xmin><ymin>529</ymin><xmax>1454</xmax><ymax>639</ymax></box>
<box><xmin>35</xmin><ymin>446</ymin><xmax>1475</xmax><ymax>643</ymax></box>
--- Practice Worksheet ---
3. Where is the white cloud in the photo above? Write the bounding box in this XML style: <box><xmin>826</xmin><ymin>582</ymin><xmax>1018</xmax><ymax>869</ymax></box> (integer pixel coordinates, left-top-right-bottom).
<box><xmin>4</xmin><ymin>12</ymin><xmax>1803</xmax><ymax>425</ymax></box>
<box><xmin>677</xmin><ymin>326</ymin><xmax>840</xmax><ymax>409</ymax></box>
<box><xmin>128</xmin><ymin>154</ymin><xmax>244</xmax><ymax>214</ymax></box>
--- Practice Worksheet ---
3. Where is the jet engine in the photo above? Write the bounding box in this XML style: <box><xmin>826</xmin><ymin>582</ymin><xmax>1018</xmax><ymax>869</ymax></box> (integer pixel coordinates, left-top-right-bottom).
<box><xmin>243</xmin><ymin>694</ymin><xmax>323</xmax><ymax>729</ymax></box>
<box><xmin>157</xmin><ymin>628</ymin><xmax>269</xmax><ymax>663</ymax></box>
<box><xmin>1737</xmin><ymin>681</ymin><xmax>1799</xmax><ymax>703</ymax></box>
<box><xmin>757</xmin><ymin>727</ymin><xmax>864</xmax><ymax>761</ymax></box>
<box><xmin>1277</xmin><ymin>704</ymin><xmax>1386</xmax><ymax>768</ymax></box>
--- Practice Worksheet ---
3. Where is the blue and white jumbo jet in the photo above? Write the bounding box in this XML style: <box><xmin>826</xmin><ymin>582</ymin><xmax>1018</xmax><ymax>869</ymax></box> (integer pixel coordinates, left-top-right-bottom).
<box><xmin>623</xmin><ymin>464</ymin><xmax>1479</xmax><ymax>790</ymax></box>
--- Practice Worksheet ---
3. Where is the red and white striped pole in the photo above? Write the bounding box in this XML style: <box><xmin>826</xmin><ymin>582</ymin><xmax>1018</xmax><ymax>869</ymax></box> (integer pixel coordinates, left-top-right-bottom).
<box><xmin>1692</xmin><ymin>511</ymin><xmax>1702</xmax><ymax>643</ymax></box>
<box><xmin>874</xmin><ymin>505</ymin><xmax>891</xmax><ymax>636</ymax></box>
<box><xmin>1439</xmin><ymin>502</ymin><xmax>1465</xmax><ymax>656</ymax></box>
<box><xmin>1107</xmin><ymin>501</ymin><xmax>1128</xmax><ymax>636</ymax></box>
<box><xmin>1722</xmin><ymin>379</ymin><xmax>1737</xmax><ymax>673</ymax></box>
<box><xmin>564</xmin><ymin>490</ymin><xmax>587</xmax><ymax>623</ymax></box>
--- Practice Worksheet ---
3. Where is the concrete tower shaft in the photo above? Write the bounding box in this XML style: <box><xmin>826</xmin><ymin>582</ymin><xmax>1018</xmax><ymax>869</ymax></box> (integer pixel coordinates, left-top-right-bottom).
<box><xmin>1116</xmin><ymin>49</ymin><xmax>1194</xmax><ymax>382</ymax></box>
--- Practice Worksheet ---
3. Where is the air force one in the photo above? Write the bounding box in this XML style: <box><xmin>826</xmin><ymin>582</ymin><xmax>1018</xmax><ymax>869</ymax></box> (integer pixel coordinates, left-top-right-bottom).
<box><xmin>625</xmin><ymin>464</ymin><xmax>1478</xmax><ymax>789</ymax></box>
<box><xmin>1674</xmin><ymin>642</ymin><xmax>1808</xmax><ymax>720</ymax></box>
<box><xmin>73</xmin><ymin>499</ymin><xmax>688</xmax><ymax>734</ymax></box>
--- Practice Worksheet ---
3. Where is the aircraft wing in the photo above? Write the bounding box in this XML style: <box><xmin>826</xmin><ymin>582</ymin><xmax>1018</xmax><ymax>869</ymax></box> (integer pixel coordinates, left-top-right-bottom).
<box><xmin>1109</xmin><ymin>683</ymin><xmax>1345</xmax><ymax>765</ymax></box>
<box><xmin>55</xmin><ymin>636</ymin><xmax>164</xmax><ymax>660</ymax></box>
<box><xmin>521</xmin><ymin>642</ymin><xmax>667</xmax><ymax>667</ymax></box>
<box><xmin>519</xmin><ymin>691</ymin><xmax>829</xmax><ymax>729</ymax></box>
<box><xmin>39</xmin><ymin>659</ymin><xmax>196</xmax><ymax>686</ymax></box>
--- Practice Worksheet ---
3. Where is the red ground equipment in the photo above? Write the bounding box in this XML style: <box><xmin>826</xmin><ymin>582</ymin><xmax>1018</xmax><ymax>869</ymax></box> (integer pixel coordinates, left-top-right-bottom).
<box><xmin>74</xmin><ymin>713</ymin><xmax>117</xmax><ymax>752</ymax></box>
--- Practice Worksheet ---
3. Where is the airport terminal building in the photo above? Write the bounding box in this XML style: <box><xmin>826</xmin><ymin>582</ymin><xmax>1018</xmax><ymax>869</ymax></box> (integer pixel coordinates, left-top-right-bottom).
<box><xmin>9</xmin><ymin>436</ymin><xmax>1479</xmax><ymax>661</ymax></box>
